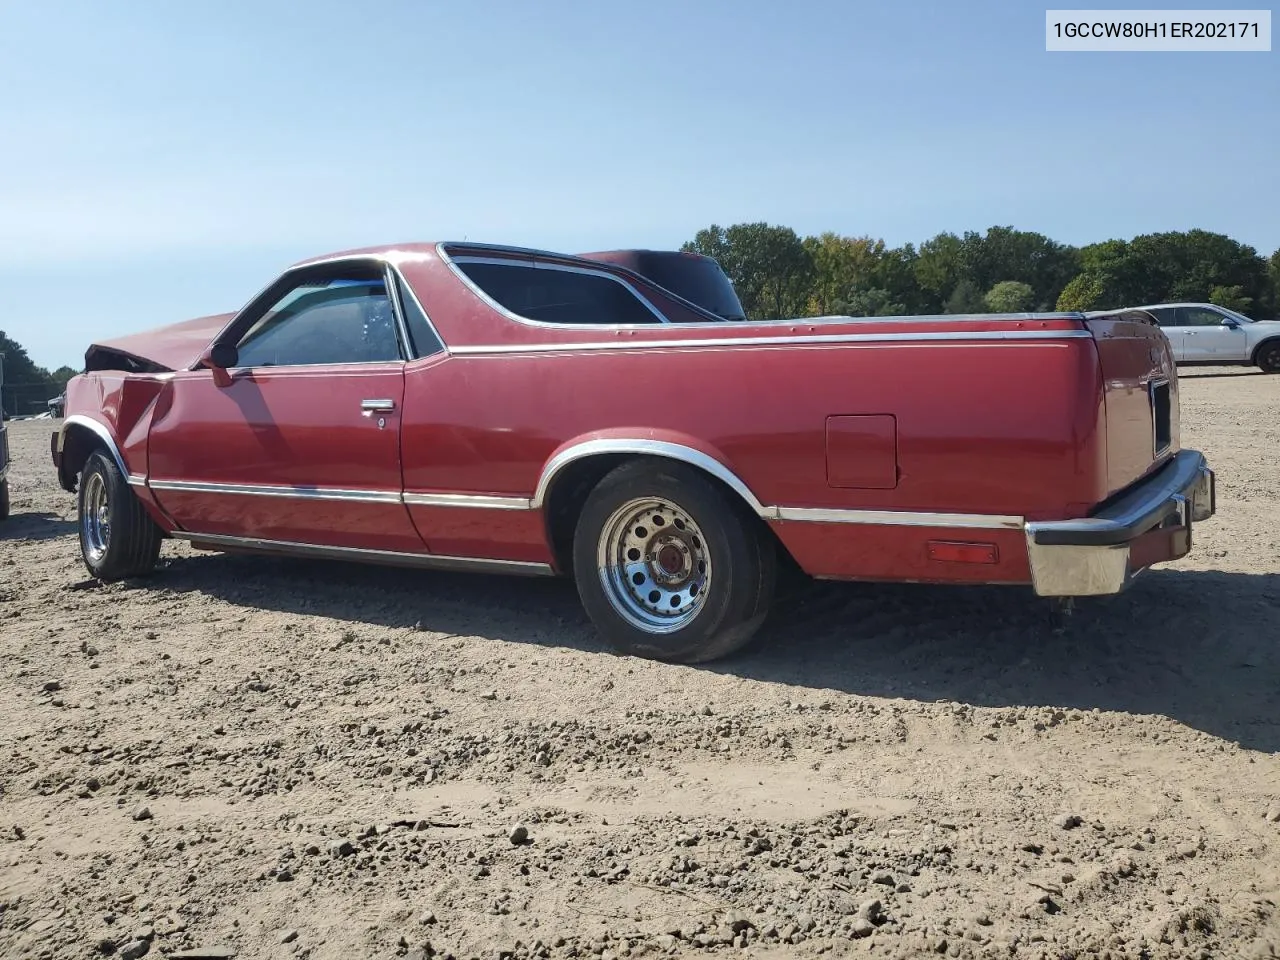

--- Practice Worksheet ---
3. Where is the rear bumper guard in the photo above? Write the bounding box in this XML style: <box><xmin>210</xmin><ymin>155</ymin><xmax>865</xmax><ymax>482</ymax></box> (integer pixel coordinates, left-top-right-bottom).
<box><xmin>1024</xmin><ymin>449</ymin><xmax>1215</xmax><ymax>597</ymax></box>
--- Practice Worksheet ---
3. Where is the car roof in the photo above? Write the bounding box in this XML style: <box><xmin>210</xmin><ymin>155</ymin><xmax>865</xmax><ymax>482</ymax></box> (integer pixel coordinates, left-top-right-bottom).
<box><xmin>1133</xmin><ymin>302</ymin><xmax>1226</xmax><ymax>310</ymax></box>
<box><xmin>289</xmin><ymin>240</ymin><xmax>616</xmax><ymax>270</ymax></box>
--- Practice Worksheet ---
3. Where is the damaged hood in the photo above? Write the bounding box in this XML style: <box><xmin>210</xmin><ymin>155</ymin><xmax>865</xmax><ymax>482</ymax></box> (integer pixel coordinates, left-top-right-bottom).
<box><xmin>85</xmin><ymin>312</ymin><xmax>236</xmax><ymax>373</ymax></box>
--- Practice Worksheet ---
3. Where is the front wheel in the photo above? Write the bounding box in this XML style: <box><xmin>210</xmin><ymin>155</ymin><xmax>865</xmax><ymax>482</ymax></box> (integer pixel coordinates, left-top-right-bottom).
<box><xmin>1256</xmin><ymin>340</ymin><xmax>1280</xmax><ymax>374</ymax></box>
<box><xmin>572</xmin><ymin>459</ymin><xmax>776</xmax><ymax>664</ymax></box>
<box><xmin>78</xmin><ymin>451</ymin><xmax>163</xmax><ymax>580</ymax></box>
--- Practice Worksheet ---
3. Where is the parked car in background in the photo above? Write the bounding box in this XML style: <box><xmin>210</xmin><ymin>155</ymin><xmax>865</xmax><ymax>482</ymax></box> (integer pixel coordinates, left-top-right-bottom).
<box><xmin>1130</xmin><ymin>302</ymin><xmax>1280</xmax><ymax>372</ymax></box>
<box><xmin>48</xmin><ymin>392</ymin><xmax>66</xmax><ymax>418</ymax></box>
<box><xmin>51</xmin><ymin>240</ymin><xmax>1215</xmax><ymax>663</ymax></box>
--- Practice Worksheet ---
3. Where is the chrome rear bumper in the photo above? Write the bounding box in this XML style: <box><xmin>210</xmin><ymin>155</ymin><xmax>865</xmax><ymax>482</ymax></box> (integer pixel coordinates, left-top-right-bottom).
<box><xmin>1024</xmin><ymin>449</ymin><xmax>1215</xmax><ymax>597</ymax></box>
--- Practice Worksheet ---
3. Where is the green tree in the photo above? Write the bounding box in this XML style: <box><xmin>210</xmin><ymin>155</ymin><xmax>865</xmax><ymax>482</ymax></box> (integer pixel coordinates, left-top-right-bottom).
<box><xmin>800</xmin><ymin>232</ymin><xmax>887</xmax><ymax>315</ymax></box>
<box><xmin>1077</xmin><ymin>229</ymin><xmax>1270</xmax><ymax>311</ymax></box>
<box><xmin>50</xmin><ymin>365</ymin><xmax>79</xmax><ymax>387</ymax></box>
<box><xmin>0</xmin><ymin>330</ymin><xmax>61</xmax><ymax>416</ymax></box>
<box><xmin>944</xmin><ymin>279</ymin><xmax>986</xmax><ymax>314</ymax></box>
<box><xmin>834</xmin><ymin>288</ymin><xmax>907</xmax><ymax>317</ymax></box>
<box><xmin>683</xmin><ymin>222</ymin><xmax>814</xmax><ymax>320</ymax></box>
<box><xmin>984</xmin><ymin>280</ymin><xmax>1035</xmax><ymax>313</ymax></box>
<box><xmin>870</xmin><ymin>244</ymin><xmax>924</xmax><ymax>314</ymax></box>
<box><xmin>1056</xmin><ymin>273</ymin><xmax>1111</xmax><ymax>311</ymax></box>
<box><xmin>1265</xmin><ymin>249</ymin><xmax>1280</xmax><ymax>319</ymax></box>
<box><xmin>957</xmin><ymin>226</ymin><xmax>1081</xmax><ymax>309</ymax></box>
<box><xmin>1208</xmin><ymin>285</ymin><xmax>1253</xmax><ymax>313</ymax></box>
<box><xmin>914</xmin><ymin>232</ymin><xmax>965</xmax><ymax>313</ymax></box>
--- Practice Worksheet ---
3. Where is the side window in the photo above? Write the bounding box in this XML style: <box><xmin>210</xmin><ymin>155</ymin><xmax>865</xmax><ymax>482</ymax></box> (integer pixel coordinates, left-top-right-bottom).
<box><xmin>457</xmin><ymin>261</ymin><xmax>663</xmax><ymax>325</ymax></box>
<box><xmin>393</xmin><ymin>273</ymin><xmax>444</xmax><ymax>357</ymax></box>
<box><xmin>1147</xmin><ymin>308</ymin><xmax>1172</xmax><ymax>326</ymax></box>
<box><xmin>1178</xmin><ymin>307</ymin><xmax>1225</xmax><ymax>327</ymax></box>
<box><xmin>235</xmin><ymin>276</ymin><xmax>403</xmax><ymax>367</ymax></box>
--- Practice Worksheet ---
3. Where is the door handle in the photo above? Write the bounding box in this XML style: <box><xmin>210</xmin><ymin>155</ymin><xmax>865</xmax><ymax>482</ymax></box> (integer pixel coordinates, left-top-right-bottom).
<box><xmin>361</xmin><ymin>399</ymin><xmax>396</xmax><ymax>413</ymax></box>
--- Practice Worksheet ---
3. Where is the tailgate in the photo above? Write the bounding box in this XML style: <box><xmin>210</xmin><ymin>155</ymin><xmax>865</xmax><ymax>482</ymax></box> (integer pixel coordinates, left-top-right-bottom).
<box><xmin>1083</xmin><ymin>309</ymin><xmax>1179</xmax><ymax>499</ymax></box>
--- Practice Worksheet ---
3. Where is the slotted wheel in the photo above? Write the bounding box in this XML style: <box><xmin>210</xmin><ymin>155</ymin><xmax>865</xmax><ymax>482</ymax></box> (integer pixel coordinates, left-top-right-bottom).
<box><xmin>596</xmin><ymin>496</ymin><xmax>713</xmax><ymax>633</ymax></box>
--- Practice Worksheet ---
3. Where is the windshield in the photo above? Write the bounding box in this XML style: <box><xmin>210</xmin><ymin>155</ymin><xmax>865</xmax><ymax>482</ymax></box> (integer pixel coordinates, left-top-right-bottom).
<box><xmin>1221</xmin><ymin>306</ymin><xmax>1256</xmax><ymax>323</ymax></box>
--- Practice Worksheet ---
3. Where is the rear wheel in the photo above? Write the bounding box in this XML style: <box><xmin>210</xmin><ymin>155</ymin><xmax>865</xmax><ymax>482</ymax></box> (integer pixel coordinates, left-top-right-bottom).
<box><xmin>572</xmin><ymin>459</ymin><xmax>775</xmax><ymax>663</ymax></box>
<box><xmin>78</xmin><ymin>451</ymin><xmax>162</xmax><ymax>580</ymax></box>
<box><xmin>1256</xmin><ymin>340</ymin><xmax>1280</xmax><ymax>374</ymax></box>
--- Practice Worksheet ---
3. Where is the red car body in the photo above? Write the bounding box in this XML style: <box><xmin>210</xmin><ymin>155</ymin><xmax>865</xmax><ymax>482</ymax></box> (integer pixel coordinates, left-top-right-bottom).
<box><xmin>51</xmin><ymin>241</ymin><xmax>1217</xmax><ymax>661</ymax></box>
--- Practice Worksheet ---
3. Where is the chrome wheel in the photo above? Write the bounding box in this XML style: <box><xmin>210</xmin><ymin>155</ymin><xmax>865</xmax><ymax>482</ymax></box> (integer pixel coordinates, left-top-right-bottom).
<box><xmin>596</xmin><ymin>496</ymin><xmax>713</xmax><ymax>634</ymax></box>
<box><xmin>81</xmin><ymin>471</ymin><xmax>111</xmax><ymax>563</ymax></box>
<box><xmin>574</xmin><ymin>460</ymin><xmax>777</xmax><ymax>663</ymax></box>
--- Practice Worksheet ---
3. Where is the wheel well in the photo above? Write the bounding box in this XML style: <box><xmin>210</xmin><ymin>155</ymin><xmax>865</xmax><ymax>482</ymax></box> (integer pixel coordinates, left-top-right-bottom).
<box><xmin>542</xmin><ymin>453</ymin><xmax>798</xmax><ymax>576</ymax></box>
<box><xmin>58</xmin><ymin>425</ymin><xmax>110</xmax><ymax>492</ymax></box>
<box><xmin>1252</xmin><ymin>337</ymin><xmax>1280</xmax><ymax>364</ymax></box>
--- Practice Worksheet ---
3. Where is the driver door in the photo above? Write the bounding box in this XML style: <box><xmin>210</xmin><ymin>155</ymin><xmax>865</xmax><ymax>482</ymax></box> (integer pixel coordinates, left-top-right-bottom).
<box><xmin>146</xmin><ymin>262</ymin><xmax>425</xmax><ymax>553</ymax></box>
<box><xmin>1178</xmin><ymin>306</ymin><xmax>1247</xmax><ymax>362</ymax></box>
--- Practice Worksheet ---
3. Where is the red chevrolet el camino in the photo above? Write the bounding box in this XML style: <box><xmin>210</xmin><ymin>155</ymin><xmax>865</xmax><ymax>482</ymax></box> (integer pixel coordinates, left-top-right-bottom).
<box><xmin>51</xmin><ymin>241</ymin><xmax>1217</xmax><ymax>663</ymax></box>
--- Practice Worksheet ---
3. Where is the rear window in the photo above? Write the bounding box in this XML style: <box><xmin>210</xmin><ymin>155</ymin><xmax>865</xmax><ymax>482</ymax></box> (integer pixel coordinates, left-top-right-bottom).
<box><xmin>629</xmin><ymin>253</ymin><xmax>746</xmax><ymax>321</ymax></box>
<box><xmin>456</xmin><ymin>261</ymin><xmax>663</xmax><ymax>325</ymax></box>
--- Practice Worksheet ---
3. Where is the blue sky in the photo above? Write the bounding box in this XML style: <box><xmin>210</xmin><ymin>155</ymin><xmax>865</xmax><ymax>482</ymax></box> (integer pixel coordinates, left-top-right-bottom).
<box><xmin>1</xmin><ymin>0</ymin><xmax>1276</xmax><ymax>370</ymax></box>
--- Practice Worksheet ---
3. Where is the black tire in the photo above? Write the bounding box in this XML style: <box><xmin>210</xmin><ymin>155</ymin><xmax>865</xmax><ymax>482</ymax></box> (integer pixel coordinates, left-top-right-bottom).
<box><xmin>1256</xmin><ymin>340</ymin><xmax>1280</xmax><ymax>374</ymax></box>
<box><xmin>0</xmin><ymin>478</ymin><xmax>9</xmax><ymax>521</ymax></box>
<box><xmin>77</xmin><ymin>450</ymin><xmax>162</xmax><ymax>580</ymax></box>
<box><xmin>572</xmin><ymin>459</ymin><xmax>776</xmax><ymax>664</ymax></box>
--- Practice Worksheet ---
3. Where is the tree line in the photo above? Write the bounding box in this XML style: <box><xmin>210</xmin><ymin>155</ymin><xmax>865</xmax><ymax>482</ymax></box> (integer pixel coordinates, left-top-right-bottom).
<box><xmin>682</xmin><ymin>223</ymin><xmax>1280</xmax><ymax>323</ymax></box>
<box><xmin>0</xmin><ymin>331</ymin><xmax>76</xmax><ymax>416</ymax></box>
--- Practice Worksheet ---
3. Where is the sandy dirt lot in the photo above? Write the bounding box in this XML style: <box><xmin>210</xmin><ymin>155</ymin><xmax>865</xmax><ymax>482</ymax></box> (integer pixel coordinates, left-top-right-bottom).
<box><xmin>1</xmin><ymin>370</ymin><xmax>1278</xmax><ymax>960</ymax></box>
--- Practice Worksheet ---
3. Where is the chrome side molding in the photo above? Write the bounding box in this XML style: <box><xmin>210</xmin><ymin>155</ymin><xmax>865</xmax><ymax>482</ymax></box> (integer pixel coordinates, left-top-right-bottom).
<box><xmin>169</xmin><ymin>531</ymin><xmax>555</xmax><ymax>577</ymax></box>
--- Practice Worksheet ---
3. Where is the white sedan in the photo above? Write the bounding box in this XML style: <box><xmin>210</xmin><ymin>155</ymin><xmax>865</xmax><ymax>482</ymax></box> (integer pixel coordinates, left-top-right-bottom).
<box><xmin>1134</xmin><ymin>302</ymin><xmax>1280</xmax><ymax>373</ymax></box>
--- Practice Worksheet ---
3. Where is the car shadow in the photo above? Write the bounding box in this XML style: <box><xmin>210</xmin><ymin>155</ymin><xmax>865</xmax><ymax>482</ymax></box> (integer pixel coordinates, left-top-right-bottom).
<box><xmin>0</xmin><ymin>511</ymin><xmax>76</xmax><ymax>542</ymax></box>
<box><xmin>146</xmin><ymin>553</ymin><xmax>1280</xmax><ymax>754</ymax></box>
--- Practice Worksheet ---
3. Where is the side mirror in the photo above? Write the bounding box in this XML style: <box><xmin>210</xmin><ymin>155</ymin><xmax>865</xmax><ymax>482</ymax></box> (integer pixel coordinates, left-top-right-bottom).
<box><xmin>201</xmin><ymin>342</ymin><xmax>239</xmax><ymax>387</ymax></box>
<box><xmin>1222</xmin><ymin>317</ymin><xmax>1240</xmax><ymax>328</ymax></box>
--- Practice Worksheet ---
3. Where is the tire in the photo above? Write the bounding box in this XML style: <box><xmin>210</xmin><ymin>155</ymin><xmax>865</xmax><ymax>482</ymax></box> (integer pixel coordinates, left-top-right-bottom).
<box><xmin>1256</xmin><ymin>340</ymin><xmax>1280</xmax><ymax>374</ymax></box>
<box><xmin>78</xmin><ymin>450</ymin><xmax>162</xmax><ymax>580</ymax></box>
<box><xmin>0</xmin><ymin>479</ymin><xmax>9</xmax><ymax>521</ymax></box>
<box><xmin>571</xmin><ymin>459</ymin><xmax>776</xmax><ymax>664</ymax></box>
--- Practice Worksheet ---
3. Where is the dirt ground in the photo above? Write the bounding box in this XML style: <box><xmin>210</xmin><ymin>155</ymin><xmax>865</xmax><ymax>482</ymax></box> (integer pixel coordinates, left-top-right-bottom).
<box><xmin>1</xmin><ymin>369</ymin><xmax>1278</xmax><ymax>960</ymax></box>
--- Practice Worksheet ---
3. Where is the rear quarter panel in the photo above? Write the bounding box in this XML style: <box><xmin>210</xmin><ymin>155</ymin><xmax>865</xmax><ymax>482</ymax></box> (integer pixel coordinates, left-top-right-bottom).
<box><xmin>401</xmin><ymin>335</ymin><xmax>1109</xmax><ymax>522</ymax></box>
<box><xmin>1082</xmin><ymin>314</ymin><xmax>1180</xmax><ymax>497</ymax></box>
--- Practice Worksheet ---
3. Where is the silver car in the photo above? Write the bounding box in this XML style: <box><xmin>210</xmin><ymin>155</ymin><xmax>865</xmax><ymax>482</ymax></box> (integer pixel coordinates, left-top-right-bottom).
<box><xmin>1136</xmin><ymin>302</ymin><xmax>1280</xmax><ymax>373</ymax></box>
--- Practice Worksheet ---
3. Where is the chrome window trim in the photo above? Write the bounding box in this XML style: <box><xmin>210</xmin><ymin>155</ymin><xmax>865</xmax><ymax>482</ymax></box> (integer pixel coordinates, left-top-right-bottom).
<box><xmin>230</xmin><ymin>270</ymin><xmax>405</xmax><ymax>370</ymax></box>
<box><xmin>447</xmin><ymin>328</ymin><xmax>1094</xmax><ymax>356</ymax></box>
<box><xmin>380</xmin><ymin>262</ymin><xmax>415</xmax><ymax>362</ymax></box>
<box><xmin>189</xmin><ymin>254</ymin><xmax>425</xmax><ymax>373</ymax></box>
<box><xmin>439</xmin><ymin>246</ymin><xmax>673</xmax><ymax>328</ymax></box>
<box><xmin>57</xmin><ymin>415</ymin><xmax>131</xmax><ymax>479</ymax></box>
<box><xmin>386</xmin><ymin>261</ymin><xmax>450</xmax><ymax>358</ymax></box>
<box><xmin>169</xmin><ymin>531</ymin><xmax>555</xmax><ymax>578</ymax></box>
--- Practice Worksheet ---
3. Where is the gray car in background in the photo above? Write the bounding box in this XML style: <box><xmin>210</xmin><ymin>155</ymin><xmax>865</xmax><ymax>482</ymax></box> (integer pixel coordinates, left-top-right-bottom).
<box><xmin>1136</xmin><ymin>302</ymin><xmax>1280</xmax><ymax>373</ymax></box>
